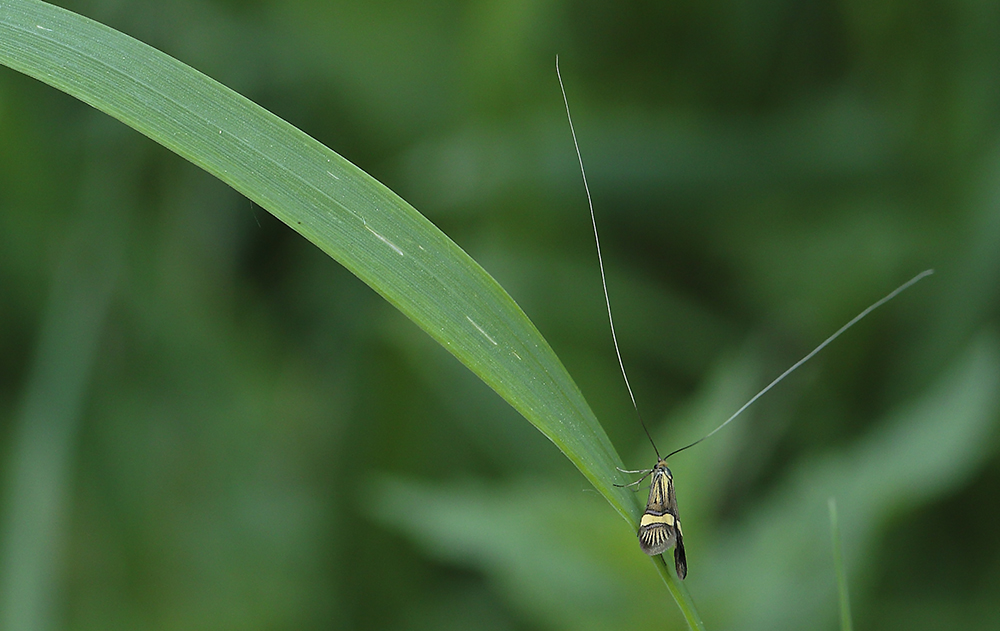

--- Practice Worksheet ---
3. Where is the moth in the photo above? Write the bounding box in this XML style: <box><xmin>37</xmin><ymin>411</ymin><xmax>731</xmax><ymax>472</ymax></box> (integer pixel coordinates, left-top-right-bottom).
<box><xmin>637</xmin><ymin>458</ymin><xmax>686</xmax><ymax>578</ymax></box>
<box><xmin>621</xmin><ymin>448</ymin><xmax>689</xmax><ymax>578</ymax></box>
<box><xmin>555</xmin><ymin>56</ymin><xmax>931</xmax><ymax>579</ymax></box>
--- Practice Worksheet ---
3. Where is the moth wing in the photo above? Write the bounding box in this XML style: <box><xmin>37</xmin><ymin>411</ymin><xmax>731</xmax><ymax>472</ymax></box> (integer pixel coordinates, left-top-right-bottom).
<box><xmin>666</xmin><ymin>469</ymin><xmax>687</xmax><ymax>579</ymax></box>
<box><xmin>638</xmin><ymin>520</ymin><xmax>673</xmax><ymax>556</ymax></box>
<box><xmin>673</xmin><ymin>524</ymin><xmax>687</xmax><ymax>579</ymax></box>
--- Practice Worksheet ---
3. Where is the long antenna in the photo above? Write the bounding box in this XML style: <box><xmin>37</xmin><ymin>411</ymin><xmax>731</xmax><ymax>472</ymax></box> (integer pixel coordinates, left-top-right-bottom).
<box><xmin>557</xmin><ymin>57</ymin><xmax>933</xmax><ymax>465</ymax></box>
<box><xmin>663</xmin><ymin>268</ymin><xmax>934</xmax><ymax>460</ymax></box>
<box><xmin>556</xmin><ymin>55</ymin><xmax>660</xmax><ymax>460</ymax></box>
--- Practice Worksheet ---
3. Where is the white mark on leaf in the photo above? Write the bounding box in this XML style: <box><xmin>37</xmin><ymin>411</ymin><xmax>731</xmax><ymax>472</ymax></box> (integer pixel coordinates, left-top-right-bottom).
<box><xmin>467</xmin><ymin>316</ymin><xmax>497</xmax><ymax>346</ymax></box>
<box><xmin>363</xmin><ymin>221</ymin><xmax>404</xmax><ymax>256</ymax></box>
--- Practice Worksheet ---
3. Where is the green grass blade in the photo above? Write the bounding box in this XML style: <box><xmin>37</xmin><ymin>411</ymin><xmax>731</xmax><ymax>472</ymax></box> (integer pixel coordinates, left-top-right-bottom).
<box><xmin>1</xmin><ymin>0</ymin><xmax>614</xmax><ymax>497</ymax></box>
<box><xmin>0</xmin><ymin>162</ymin><xmax>123</xmax><ymax>631</ymax></box>
<box><xmin>0</xmin><ymin>4</ymin><xmax>707</xmax><ymax>623</ymax></box>
<box><xmin>828</xmin><ymin>498</ymin><xmax>854</xmax><ymax>631</ymax></box>
<box><xmin>651</xmin><ymin>556</ymin><xmax>706</xmax><ymax>631</ymax></box>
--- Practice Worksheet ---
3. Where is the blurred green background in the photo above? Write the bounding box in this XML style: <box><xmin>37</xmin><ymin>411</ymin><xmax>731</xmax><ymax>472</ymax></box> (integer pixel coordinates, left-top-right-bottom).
<box><xmin>2</xmin><ymin>1</ymin><xmax>1000</xmax><ymax>629</ymax></box>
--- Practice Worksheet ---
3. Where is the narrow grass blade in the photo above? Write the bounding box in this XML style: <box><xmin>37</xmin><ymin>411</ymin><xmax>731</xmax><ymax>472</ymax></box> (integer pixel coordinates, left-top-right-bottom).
<box><xmin>828</xmin><ymin>498</ymin><xmax>854</xmax><ymax>631</ymax></box>
<box><xmin>0</xmin><ymin>154</ymin><xmax>123</xmax><ymax>631</ymax></box>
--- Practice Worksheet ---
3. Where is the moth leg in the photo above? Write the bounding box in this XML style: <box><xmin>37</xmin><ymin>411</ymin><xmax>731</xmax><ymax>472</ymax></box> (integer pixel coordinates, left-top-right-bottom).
<box><xmin>615</xmin><ymin>484</ymin><xmax>643</xmax><ymax>492</ymax></box>
<box><xmin>616</xmin><ymin>466</ymin><xmax>652</xmax><ymax>474</ymax></box>
<box><xmin>614</xmin><ymin>467</ymin><xmax>653</xmax><ymax>489</ymax></box>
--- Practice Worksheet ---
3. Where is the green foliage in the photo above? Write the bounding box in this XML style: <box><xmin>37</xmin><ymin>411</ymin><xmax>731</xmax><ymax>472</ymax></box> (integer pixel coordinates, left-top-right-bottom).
<box><xmin>1</xmin><ymin>0</ymin><xmax>645</xmax><ymax>517</ymax></box>
<box><xmin>2</xmin><ymin>1</ymin><xmax>1000</xmax><ymax>631</ymax></box>
<box><xmin>829</xmin><ymin>498</ymin><xmax>853</xmax><ymax>631</ymax></box>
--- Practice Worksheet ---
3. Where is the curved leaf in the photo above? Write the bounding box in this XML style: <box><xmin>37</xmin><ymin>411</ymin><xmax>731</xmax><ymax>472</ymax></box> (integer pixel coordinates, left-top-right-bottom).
<box><xmin>0</xmin><ymin>0</ymin><xmax>645</xmax><ymax>543</ymax></box>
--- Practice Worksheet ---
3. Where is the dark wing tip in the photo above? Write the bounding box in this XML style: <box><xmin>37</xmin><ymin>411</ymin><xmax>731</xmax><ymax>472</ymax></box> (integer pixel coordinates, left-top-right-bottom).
<box><xmin>674</xmin><ymin>530</ymin><xmax>687</xmax><ymax>579</ymax></box>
